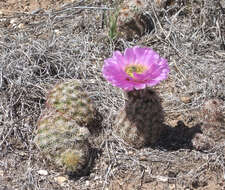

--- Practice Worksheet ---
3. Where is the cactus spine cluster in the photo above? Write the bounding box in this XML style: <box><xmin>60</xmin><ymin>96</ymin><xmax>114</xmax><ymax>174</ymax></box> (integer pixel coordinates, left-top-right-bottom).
<box><xmin>115</xmin><ymin>88</ymin><xmax>164</xmax><ymax>148</ymax></box>
<box><xmin>46</xmin><ymin>80</ymin><xmax>95</xmax><ymax>126</ymax></box>
<box><xmin>34</xmin><ymin>80</ymin><xmax>97</xmax><ymax>175</ymax></box>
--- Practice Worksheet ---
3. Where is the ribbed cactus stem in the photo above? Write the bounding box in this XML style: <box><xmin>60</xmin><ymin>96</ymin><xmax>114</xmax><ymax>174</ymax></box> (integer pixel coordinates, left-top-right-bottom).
<box><xmin>46</xmin><ymin>80</ymin><xmax>96</xmax><ymax>127</ymax></box>
<box><xmin>115</xmin><ymin>88</ymin><xmax>164</xmax><ymax>148</ymax></box>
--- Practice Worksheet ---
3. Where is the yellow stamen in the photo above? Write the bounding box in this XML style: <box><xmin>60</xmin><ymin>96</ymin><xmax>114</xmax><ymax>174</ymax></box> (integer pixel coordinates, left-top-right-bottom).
<box><xmin>125</xmin><ymin>64</ymin><xmax>147</xmax><ymax>78</ymax></box>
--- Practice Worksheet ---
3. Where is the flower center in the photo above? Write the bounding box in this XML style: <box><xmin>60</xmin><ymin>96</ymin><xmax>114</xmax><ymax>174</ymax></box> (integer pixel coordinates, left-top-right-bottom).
<box><xmin>125</xmin><ymin>64</ymin><xmax>147</xmax><ymax>78</ymax></box>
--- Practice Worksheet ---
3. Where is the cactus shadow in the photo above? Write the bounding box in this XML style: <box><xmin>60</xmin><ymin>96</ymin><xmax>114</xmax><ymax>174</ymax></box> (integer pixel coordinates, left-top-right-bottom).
<box><xmin>154</xmin><ymin>121</ymin><xmax>202</xmax><ymax>151</ymax></box>
<box><xmin>86</xmin><ymin>110</ymin><xmax>104</xmax><ymax>135</ymax></box>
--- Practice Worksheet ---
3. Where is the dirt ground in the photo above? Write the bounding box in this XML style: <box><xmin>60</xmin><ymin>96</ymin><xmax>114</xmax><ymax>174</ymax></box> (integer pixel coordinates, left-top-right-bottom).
<box><xmin>0</xmin><ymin>0</ymin><xmax>72</xmax><ymax>15</ymax></box>
<box><xmin>0</xmin><ymin>0</ymin><xmax>225</xmax><ymax>190</ymax></box>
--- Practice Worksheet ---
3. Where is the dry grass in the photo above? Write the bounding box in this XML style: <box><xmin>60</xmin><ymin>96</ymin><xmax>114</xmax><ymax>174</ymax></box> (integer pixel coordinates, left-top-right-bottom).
<box><xmin>0</xmin><ymin>0</ymin><xmax>224</xmax><ymax>189</ymax></box>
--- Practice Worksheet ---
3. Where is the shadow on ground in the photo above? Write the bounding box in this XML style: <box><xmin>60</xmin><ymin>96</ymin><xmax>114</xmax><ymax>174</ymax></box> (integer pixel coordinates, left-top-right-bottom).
<box><xmin>155</xmin><ymin>121</ymin><xmax>202</xmax><ymax>151</ymax></box>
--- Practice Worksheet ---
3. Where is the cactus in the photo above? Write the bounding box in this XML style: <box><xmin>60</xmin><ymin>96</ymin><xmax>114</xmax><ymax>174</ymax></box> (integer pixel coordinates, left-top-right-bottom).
<box><xmin>115</xmin><ymin>0</ymin><xmax>154</xmax><ymax>40</ymax></box>
<box><xmin>34</xmin><ymin>109</ymin><xmax>91</xmax><ymax>175</ymax></box>
<box><xmin>56</xmin><ymin>147</ymin><xmax>90</xmax><ymax>175</ymax></box>
<box><xmin>191</xmin><ymin>133</ymin><xmax>215</xmax><ymax>151</ymax></box>
<box><xmin>191</xmin><ymin>98</ymin><xmax>225</xmax><ymax>151</ymax></box>
<box><xmin>115</xmin><ymin>88</ymin><xmax>164</xmax><ymax>148</ymax></box>
<box><xmin>46</xmin><ymin>80</ymin><xmax>96</xmax><ymax>127</ymax></box>
<box><xmin>199</xmin><ymin>98</ymin><xmax>225</xmax><ymax>142</ymax></box>
<box><xmin>201</xmin><ymin>98</ymin><xmax>224</xmax><ymax>126</ymax></box>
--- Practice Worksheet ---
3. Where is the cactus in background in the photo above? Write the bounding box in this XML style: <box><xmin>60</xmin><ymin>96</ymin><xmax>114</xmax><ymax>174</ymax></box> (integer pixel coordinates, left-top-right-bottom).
<box><xmin>46</xmin><ymin>80</ymin><xmax>96</xmax><ymax>127</ymax></box>
<box><xmin>191</xmin><ymin>98</ymin><xmax>225</xmax><ymax>151</ymax></box>
<box><xmin>115</xmin><ymin>0</ymin><xmax>154</xmax><ymax>40</ymax></box>
<box><xmin>199</xmin><ymin>98</ymin><xmax>225</xmax><ymax>142</ymax></box>
<box><xmin>201</xmin><ymin>99</ymin><xmax>224</xmax><ymax>126</ymax></box>
<box><xmin>191</xmin><ymin>133</ymin><xmax>215</xmax><ymax>151</ymax></box>
<box><xmin>34</xmin><ymin>109</ymin><xmax>91</xmax><ymax>175</ymax></box>
<box><xmin>115</xmin><ymin>89</ymin><xmax>164</xmax><ymax>148</ymax></box>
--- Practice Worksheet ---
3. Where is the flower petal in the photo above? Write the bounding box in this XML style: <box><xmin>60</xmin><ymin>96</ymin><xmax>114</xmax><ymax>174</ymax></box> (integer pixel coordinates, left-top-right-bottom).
<box><xmin>102</xmin><ymin>46</ymin><xmax>169</xmax><ymax>91</ymax></box>
<box><xmin>124</xmin><ymin>47</ymin><xmax>136</xmax><ymax>64</ymax></box>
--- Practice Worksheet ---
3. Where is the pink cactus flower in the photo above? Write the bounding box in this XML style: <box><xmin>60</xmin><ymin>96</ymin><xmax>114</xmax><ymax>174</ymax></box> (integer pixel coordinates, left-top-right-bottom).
<box><xmin>102</xmin><ymin>46</ymin><xmax>169</xmax><ymax>91</ymax></box>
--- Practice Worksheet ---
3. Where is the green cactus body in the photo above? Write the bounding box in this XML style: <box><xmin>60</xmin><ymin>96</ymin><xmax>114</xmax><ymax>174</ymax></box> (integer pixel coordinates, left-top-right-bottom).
<box><xmin>115</xmin><ymin>89</ymin><xmax>164</xmax><ymax>148</ymax></box>
<box><xmin>46</xmin><ymin>80</ymin><xmax>95</xmax><ymax>126</ymax></box>
<box><xmin>34</xmin><ymin>110</ymin><xmax>90</xmax><ymax>175</ymax></box>
<box><xmin>56</xmin><ymin>147</ymin><xmax>90</xmax><ymax>175</ymax></box>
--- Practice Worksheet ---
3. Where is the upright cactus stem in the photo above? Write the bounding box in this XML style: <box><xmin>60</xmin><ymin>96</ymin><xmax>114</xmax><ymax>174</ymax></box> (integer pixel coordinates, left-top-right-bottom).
<box><xmin>115</xmin><ymin>88</ymin><xmax>164</xmax><ymax>148</ymax></box>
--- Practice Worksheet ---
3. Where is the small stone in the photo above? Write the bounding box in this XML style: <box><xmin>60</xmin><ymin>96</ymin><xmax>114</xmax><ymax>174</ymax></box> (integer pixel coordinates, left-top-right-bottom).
<box><xmin>85</xmin><ymin>180</ymin><xmax>90</xmax><ymax>186</ymax></box>
<box><xmin>169</xmin><ymin>184</ymin><xmax>176</xmax><ymax>189</ymax></box>
<box><xmin>0</xmin><ymin>170</ymin><xmax>4</xmax><ymax>176</ymax></box>
<box><xmin>94</xmin><ymin>175</ymin><xmax>100</xmax><ymax>180</ymax></box>
<box><xmin>156</xmin><ymin>176</ymin><xmax>168</xmax><ymax>182</ymax></box>
<box><xmin>139</xmin><ymin>155</ymin><xmax>148</xmax><ymax>161</ymax></box>
<box><xmin>128</xmin><ymin>151</ymin><xmax>133</xmax><ymax>155</ymax></box>
<box><xmin>180</xmin><ymin>96</ymin><xmax>191</xmax><ymax>103</ymax></box>
<box><xmin>18</xmin><ymin>23</ymin><xmax>25</xmax><ymax>29</ymax></box>
<box><xmin>0</xmin><ymin>10</ymin><xmax>4</xmax><ymax>15</ymax></box>
<box><xmin>54</xmin><ymin>29</ymin><xmax>61</xmax><ymax>35</ymax></box>
<box><xmin>37</xmin><ymin>169</ymin><xmax>48</xmax><ymax>176</ymax></box>
<box><xmin>55</xmin><ymin>176</ymin><xmax>67</xmax><ymax>185</ymax></box>
<box><xmin>10</xmin><ymin>19</ymin><xmax>17</xmax><ymax>24</ymax></box>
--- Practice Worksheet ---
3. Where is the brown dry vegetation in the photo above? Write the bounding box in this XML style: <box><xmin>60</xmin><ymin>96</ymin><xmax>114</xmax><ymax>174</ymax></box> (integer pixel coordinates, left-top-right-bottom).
<box><xmin>0</xmin><ymin>0</ymin><xmax>225</xmax><ymax>189</ymax></box>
